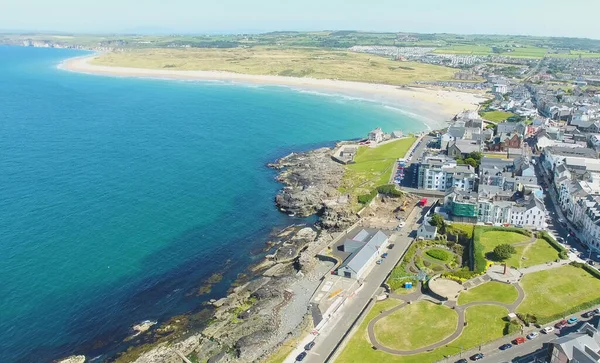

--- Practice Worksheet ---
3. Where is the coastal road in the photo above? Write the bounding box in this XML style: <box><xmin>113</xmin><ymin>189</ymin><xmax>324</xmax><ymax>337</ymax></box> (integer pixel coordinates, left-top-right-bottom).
<box><xmin>304</xmin><ymin>206</ymin><xmax>426</xmax><ymax>363</ymax></box>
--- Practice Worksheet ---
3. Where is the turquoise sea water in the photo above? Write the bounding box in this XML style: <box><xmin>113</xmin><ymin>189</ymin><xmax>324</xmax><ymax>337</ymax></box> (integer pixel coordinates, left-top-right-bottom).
<box><xmin>0</xmin><ymin>46</ymin><xmax>427</xmax><ymax>362</ymax></box>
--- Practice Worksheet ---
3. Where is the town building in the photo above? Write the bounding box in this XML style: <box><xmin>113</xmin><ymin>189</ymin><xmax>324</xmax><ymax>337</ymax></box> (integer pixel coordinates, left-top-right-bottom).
<box><xmin>368</xmin><ymin>128</ymin><xmax>384</xmax><ymax>143</ymax></box>
<box><xmin>548</xmin><ymin>322</ymin><xmax>600</xmax><ymax>363</ymax></box>
<box><xmin>447</xmin><ymin>139</ymin><xmax>482</xmax><ymax>158</ymax></box>
<box><xmin>417</xmin><ymin>222</ymin><xmax>438</xmax><ymax>240</ymax></box>
<box><xmin>417</xmin><ymin>155</ymin><xmax>476</xmax><ymax>191</ymax></box>
<box><xmin>337</xmin><ymin>229</ymin><xmax>388</xmax><ymax>279</ymax></box>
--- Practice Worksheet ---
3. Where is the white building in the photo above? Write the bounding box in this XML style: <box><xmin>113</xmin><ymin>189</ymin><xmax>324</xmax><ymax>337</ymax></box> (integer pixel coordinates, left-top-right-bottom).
<box><xmin>368</xmin><ymin>128</ymin><xmax>384</xmax><ymax>143</ymax></box>
<box><xmin>417</xmin><ymin>156</ymin><xmax>477</xmax><ymax>192</ymax></box>
<box><xmin>509</xmin><ymin>197</ymin><xmax>547</xmax><ymax>229</ymax></box>
<box><xmin>417</xmin><ymin>222</ymin><xmax>438</xmax><ymax>239</ymax></box>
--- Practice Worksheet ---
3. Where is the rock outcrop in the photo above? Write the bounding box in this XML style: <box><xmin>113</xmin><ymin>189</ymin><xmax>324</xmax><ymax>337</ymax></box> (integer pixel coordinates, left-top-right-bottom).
<box><xmin>270</xmin><ymin>148</ymin><xmax>345</xmax><ymax>217</ymax></box>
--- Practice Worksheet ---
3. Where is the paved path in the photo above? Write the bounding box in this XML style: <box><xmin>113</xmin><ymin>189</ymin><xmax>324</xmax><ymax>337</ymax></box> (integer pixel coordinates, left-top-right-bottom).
<box><xmin>366</xmin><ymin>282</ymin><xmax>525</xmax><ymax>355</ymax></box>
<box><xmin>519</xmin><ymin>259</ymin><xmax>570</xmax><ymax>275</ymax></box>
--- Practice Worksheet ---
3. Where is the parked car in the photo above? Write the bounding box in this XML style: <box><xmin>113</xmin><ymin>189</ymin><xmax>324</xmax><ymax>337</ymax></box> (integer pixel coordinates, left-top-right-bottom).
<box><xmin>568</xmin><ymin>317</ymin><xmax>579</xmax><ymax>324</ymax></box>
<box><xmin>387</xmin><ymin>244</ymin><xmax>395</xmax><ymax>249</ymax></box>
<box><xmin>470</xmin><ymin>353</ymin><xmax>484</xmax><ymax>361</ymax></box>
<box><xmin>555</xmin><ymin>320</ymin><xmax>568</xmax><ymax>329</ymax></box>
<box><xmin>512</xmin><ymin>337</ymin><xmax>526</xmax><ymax>345</ymax></box>
<box><xmin>455</xmin><ymin>359</ymin><xmax>468</xmax><ymax>363</ymax></box>
<box><xmin>304</xmin><ymin>341</ymin><xmax>315</xmax><ymax>350</ymax></box>
<box><xmin>557</xmin><ymin>237</ymin><xmax>565</xmax><ymax>243</ymax></box>
<box><xmin>570</xmin><ymin>248</ymin><xmax>578</xmax><ymax>253</ymax></box>
<box><xmin>527</xmin><ymin>332</ymin><xmax>539</xmax><ymax>340</ymax></box>
<box><xmin>382</xmin><ymin>253</ymin><xmax>389</xmax><ymax>258</ymax></box>
<box><xmin>296</xmin><ymin>352</ymin><xmax>307</xmax><ymax>361</ymax></box>
<box><xmin>583</xmin><ymin>311</ymin><xmax>595</xmax><ymax>318</ymax></box>
<box><xmin>542</xmin><ymin>326</ymin><xmax>555</xmax><ymax>334</ymax></box>
<box><xmin>376</xmin><ymin>259</ymin><xmax>384</xmax><ymax>265</ymax></box>
<box><xmin>499</xmin><ymin>343</ymin><xmax>513</xmax><ymax>350</ymax></box>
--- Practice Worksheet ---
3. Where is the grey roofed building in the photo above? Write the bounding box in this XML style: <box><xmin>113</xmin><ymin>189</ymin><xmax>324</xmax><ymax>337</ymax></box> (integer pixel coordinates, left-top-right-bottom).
<box><xmin>338</xmin><ymin>230</ymin><xmax>388</xmax><ymax>279</ymax></box>
<box><xmin>481</xmin><ymin>157</ymin><xmax>514</xmax><ymax>170</ymax></box>
<box><xmin>548</xmin><ymin>322</ymin><xmax>600</xmax><ymax>363</ymax></box>
<box><xmin>547</xmin><ymin>146</ymin><xmax>599</xmax><ymax>159</ymax></box>
<box><xmin>448</xmin><ymin>125</ymin><xmax>466</xmax><ymax>139</ymax></box>
<box><xmin>448</xmin><ymin>139</ymin><xmax>482</xmax><ymax>157</ymax></box>
<box><xmin>497</xmin><ymin>121</ymin><xmax>518</xmax><ymax>134</ymax></box>
<box><xmin>391</xmin><ymin>130</ymin><xmax>404</xmax><ymax>138</ymax></box>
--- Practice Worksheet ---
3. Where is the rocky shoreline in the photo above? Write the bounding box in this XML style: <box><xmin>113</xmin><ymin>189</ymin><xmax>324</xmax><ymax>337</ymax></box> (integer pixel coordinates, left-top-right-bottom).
<box><xmin>60</xmin><ymin>145</ymin><xmax>356</xmax><ymax>363</ymax></box>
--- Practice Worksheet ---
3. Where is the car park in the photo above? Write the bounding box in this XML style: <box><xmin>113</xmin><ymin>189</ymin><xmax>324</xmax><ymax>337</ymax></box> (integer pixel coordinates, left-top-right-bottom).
<box><xmin>304</xmin><ymin>341</ymin><xmax>315</xmax><ymax>350</ymax></box>
<box><xmin>542</xmin><ymin>326</ymin><xmax>555</xmax><ymax>334</ymax></box>
<box><xmin>499</xmin><ymin>343</ymin><xmax>513</xmax><ymax>350</ymax></box>
<box><xmin>296</xmin><ymin>352</ymin><xmax>307</xmax><ymax>361</ymax></box>
<box><xmin>527</xmin><ymin>332</ymin><xmax>539</xmax><ymax>340</ymax></box>
<box><xmin>470</xmin><ymin>353</ymin><xmax>484</xmax><ymax>361</ymax></box>
<box><xmin>568</xmin><ymin>317</ymin><xmax>579</xmax><ymax>324</ymax></box>
<box><xmin>513</xmin><ymin>337</ymin><xmax>526</xmax><ymax>345</ymax></box>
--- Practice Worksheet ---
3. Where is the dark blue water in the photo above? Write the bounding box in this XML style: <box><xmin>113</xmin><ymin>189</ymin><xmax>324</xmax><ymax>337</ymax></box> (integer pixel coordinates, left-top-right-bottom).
<box><xmin>0</xmin><ymin>46</ymin><xmax>427</xmax><ymax>362</ymax></box>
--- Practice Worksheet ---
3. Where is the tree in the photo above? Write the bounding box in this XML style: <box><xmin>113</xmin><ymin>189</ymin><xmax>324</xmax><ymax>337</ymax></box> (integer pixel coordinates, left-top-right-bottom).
<box><xmin>467</xmin><ymin>152</ymin><xmax>483</xmax><ymax>161</ymax></box>
<box><xmin>494</xmin><ymin>244</ymin><xmax>516</xmax><ymax>261</ymax></box>
<box><xmin>464</xmin><ymin>158</ymin><xmax>478</xmax><ymax>168</ymax></box>
<box><xmin>430</xmin><ymin>213</ymin><xmax>445</xmax><ymax>229</ymax></box>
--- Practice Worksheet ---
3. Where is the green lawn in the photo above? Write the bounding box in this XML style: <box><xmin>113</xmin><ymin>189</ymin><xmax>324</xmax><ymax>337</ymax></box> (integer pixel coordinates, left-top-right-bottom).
<box><xmin>480</xmin><ymin>111</ymin><xmax>516</xmax><ymax>122</ymax></box>
<box><xmin>336</xmin><ymin>304</ymin><xmax>507</xmax><ymax>363</ymax></box>
<box><xmin>520</xmin><ymin>239</ymin><xmax>561</xmax><ymax>268</ymax></box>
<box><xmin>483</xmin><ymin>153</ymin><xmax>509</xmax><ymax>159</ymax></box>
<box><xmin>458</xmin><ymin>282</ymin><xmax>518</xmax><ymax>306</ymax></box>
<box><xmin>480</xmin><ymin>231</ymin><xmax>530</xmax><ymax>268</ymax></box>
<box><xmin>518</xmin><ymin>265</ymin><xmax>600</xmax><ymax>322</ymax></box>
<box><xmin>374</xmin><ymin>301</ymin><xmax>458</xmax><ymax>351</ymax></box>
<box><xmin>339</xmin><ymin>137</ymin><xmax>416</xmax><ymax>199</ymax></box>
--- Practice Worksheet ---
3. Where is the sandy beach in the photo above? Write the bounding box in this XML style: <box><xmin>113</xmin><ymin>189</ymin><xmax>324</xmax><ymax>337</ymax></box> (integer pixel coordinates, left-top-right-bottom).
<box><xmin>60</xmin><ymin>56</ymin><xmax>487</xmax><ymax>130</ymax></box>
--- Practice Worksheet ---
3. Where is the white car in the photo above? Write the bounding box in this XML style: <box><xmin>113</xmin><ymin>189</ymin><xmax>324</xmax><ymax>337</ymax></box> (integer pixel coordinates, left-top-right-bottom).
<box><xmin>542</xmin><ymin>326</ymin><xmax>555</xmax><ymax>334</ymax></box>
<box><xmin>527</xmin><ymin>332</ymin><xmax>539</xmax><ymax>340</ymax></box>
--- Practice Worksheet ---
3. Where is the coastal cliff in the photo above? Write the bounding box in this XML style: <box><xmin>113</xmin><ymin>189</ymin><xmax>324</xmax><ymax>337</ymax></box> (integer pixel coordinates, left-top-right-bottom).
<box><xmin>103</xmin><ymin>147</ymin><xmax>353</xmax><ymax>363</ymax></box>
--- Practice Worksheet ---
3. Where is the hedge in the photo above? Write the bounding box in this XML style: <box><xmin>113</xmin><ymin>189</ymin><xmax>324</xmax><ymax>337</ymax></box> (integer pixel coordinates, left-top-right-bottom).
<box><xmin>534</xmin><ymin>296</ymin><xmax>600</xmax><ymax>324</ymax></box>
<box><xmin>537</xmin><ymin>231</ymin><xmax>568</xmax><ymax>255</ymax></box>
<box><xmin>376</xmin><ymin>184</ymin><xmax>403</xmax><ymax>197</ymax></box>
<box><xmin>357</xmin><ymin>189</ymin><xmax>377</xmax><ymax>204</ymax></box>
<box><xmin>583</xmin><ymin>263</ymin><xmax>600</xmax><ymax>280</ymax></box>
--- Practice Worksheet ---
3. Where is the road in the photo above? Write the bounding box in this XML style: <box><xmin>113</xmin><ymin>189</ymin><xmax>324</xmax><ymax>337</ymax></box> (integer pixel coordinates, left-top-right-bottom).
<box><xmin>396</xmin><ymin>135</ymin><xmax>434</xmax><ymax>189</ymax></box>
<box><xmin>303</xmin><ymin>205</ymin><xmax>428</xmax><ymax>363</ymax></box>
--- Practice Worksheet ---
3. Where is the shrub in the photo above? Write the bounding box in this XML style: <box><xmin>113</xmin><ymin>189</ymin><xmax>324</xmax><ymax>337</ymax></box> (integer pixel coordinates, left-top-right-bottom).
<box><xmin>559</xmin><ymin>251</ymin><xmax>569</xmax><ymax>260</ymax></box>
<box><xmin>357</xmin><ymin>189</ymin><xmax>377</xmax><ymax>204</ymax></box>
<box><xmin>504</xmin><ymin>320</ymin><xmax>522</xmax><ymax>335</ymax></box>
<box><xmin>376</xmin><ymin>184</ymin><xmax>403</xmax><ymax>197</ymax></box>
<box><xmin>517</xmin><ymin>313</ymin><xmax>538</xmax><ymax>326</ymax></box>
<box><xmin>426</xmin><ymin>248</ymin><xmax>452</xmax><ymax>262</ymax></box>
<box><xmin>570</xmin><ymin>261</ymin><xmax>584</xmax><ymax>268</ymax></box>
<box><xmin>423</xmin><ymin>260</ymin><xmax>432</xmax><ymax>267</ymax></box>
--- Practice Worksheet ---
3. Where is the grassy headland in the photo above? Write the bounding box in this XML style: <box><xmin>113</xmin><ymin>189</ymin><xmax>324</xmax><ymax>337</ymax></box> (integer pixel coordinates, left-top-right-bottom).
<box><xmin>90</xmin><ymin>47</ymin><xmax>457</xmax><ymax>85</ymax></box>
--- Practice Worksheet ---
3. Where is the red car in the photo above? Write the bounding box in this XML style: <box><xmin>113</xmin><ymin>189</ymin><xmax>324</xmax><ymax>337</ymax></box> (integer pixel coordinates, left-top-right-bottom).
<box><xmin>555</xmin><ymin>320</ymin><xmax>568</xmax><ymax>329</ymax></box>
<box><xmin>512</xmin><ymin>337</ymin><xmax>526</xmax><ymax>345</ymax></box>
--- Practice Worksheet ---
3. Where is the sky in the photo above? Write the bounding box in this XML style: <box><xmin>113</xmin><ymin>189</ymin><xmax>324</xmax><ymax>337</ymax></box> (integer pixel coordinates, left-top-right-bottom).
<box><xmin>3</xmin><ymin>0</ymin><xmax>599</xmax><ymax>39</ymax></box>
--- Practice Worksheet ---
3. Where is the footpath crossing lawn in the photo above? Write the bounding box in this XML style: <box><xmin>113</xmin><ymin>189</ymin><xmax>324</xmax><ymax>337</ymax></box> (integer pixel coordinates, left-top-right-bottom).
<box><xmin>518</xmin><ymin>265</ymin><xmax>600</xmax><ymax>322</ymax></box>
<box><xmin>480</xmin><ymin>231</ymin><xmax>530</xmax><ymax>268</ymax></box>
<box><xmin>458</xmin><ymin>281</ymin><xmax>519</xmax><ymax>306</ymax></box>
<box><xmin>339</xmin><ymin>137</ymin><xmax>416</xmax><ymax>198</ymax></box>
<box><xmin>374</xmin><ymin>301</ymin><xmax>458</xmax><ymax>351</ymax></box>
<box><xmin>336</xmin><ymin>303</ymin><xmax>507</xmax><ymax>363</ymax></box>
<box><xmin>520</xmin><ymin>239</ymin><xmax>561</xmax><ymax>268</ymax></box>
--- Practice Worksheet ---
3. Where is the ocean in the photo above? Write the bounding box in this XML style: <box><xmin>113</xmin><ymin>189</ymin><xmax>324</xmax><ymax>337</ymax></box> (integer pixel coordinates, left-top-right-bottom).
<box><xmin>0</xmin><ymin>46</ymin><xmax>427</xmax><ymax>362</ymax></box>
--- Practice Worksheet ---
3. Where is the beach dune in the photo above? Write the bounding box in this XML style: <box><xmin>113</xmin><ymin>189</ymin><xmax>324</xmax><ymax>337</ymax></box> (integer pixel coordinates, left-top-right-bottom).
<box><xmin>61</xmin><ymin>56</ymin><xmax>488</xmax><ymax>130</ymax></box>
